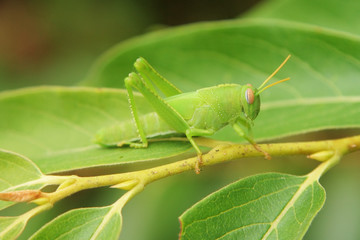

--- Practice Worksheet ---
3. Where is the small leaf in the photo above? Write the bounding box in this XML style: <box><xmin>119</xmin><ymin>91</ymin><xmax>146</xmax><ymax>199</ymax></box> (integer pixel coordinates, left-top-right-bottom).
<box><xmin>0</xmin><ymin>216</ymin><xmax>27</xmax><ymax>240</ymax></box>
<box><xmin>30</xmin><ymin>207</ymin><xmax>122</xmax><ymax>240</ymax></box>
<box><xmin>0</xmin><ymin>87</ymin><xmax>192</xmax><ymax>173</ymax></box>
<box><xmin>0</xmin><ymin>149</ymin><xmax>45</xmax><ymax>210</ymax></box>
<box><xmin>179</xmin><ymin>172</ymin><xmax>325</xmax><ymax>240</ymax></box>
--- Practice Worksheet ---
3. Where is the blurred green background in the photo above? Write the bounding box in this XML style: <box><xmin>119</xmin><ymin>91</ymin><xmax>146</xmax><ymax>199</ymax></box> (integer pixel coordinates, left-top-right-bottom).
<box><xmin>0</xmin><ymin>0</ymin><xmax>259</xmax><ymax>90</ymax></box>
<box><xmin>1</xmin><ymin>1</ymin><xmax>360</xmax><ymax>239</ymax></box>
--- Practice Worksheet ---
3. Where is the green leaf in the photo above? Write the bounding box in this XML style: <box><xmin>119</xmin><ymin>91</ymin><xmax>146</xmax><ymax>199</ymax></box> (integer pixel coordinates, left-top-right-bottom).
<box><xmin>83</xmin><ymin>19</ymin><xmax>360</xmax><ymax>142</ymax></box>
<box><xmin>244</xmin><ymin>0</ymin><xmax>360</xmax><ymax>35</ymax></box>
<box><xmin>2</xmin><ymin>20</ymin><xmax>360</xmax><ymax>173</ymax></box>
<box><xmin>0</xmin><ymin>87</ymin><xmax>192</xmax><ymax>173</ymax></box>
<box><xmin>0</xmin><ymin>216</ymin><xmax>27</xmax><ymax>240</ymax></box>
<box><xmin>179</xmin><ymin>172</ymin><xmax>325</xmax><ymax>240</ymax></box>
<box><xmin>30</xmin><ymin>207</ymin><xmax>121</xmax><ymax>240</ymax></box>
<box><xmin>0</xmin><ymin>149</ymin><xmax>44</xmax><ymax>210</ymax></box>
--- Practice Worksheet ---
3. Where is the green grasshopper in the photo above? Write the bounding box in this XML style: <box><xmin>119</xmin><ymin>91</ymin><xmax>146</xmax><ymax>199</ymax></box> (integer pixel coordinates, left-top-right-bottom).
<box><xmin>95</xmin><ymin>55</ymin><xmax>291</xmax><ymax>173</ymax></box>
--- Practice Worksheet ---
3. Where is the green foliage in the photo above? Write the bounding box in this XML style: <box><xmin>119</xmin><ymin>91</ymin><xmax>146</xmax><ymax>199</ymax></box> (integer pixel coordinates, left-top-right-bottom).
<box><xmin>84</xmin><ymin>19</ymin><xmax>360</xmax><ymax>142</ymax></box>
<box><xmin>0</xmin><ymin>216</ymin><xmax>27</xmax><ymax>240</ymax></box>
<box><xmin>0</xmin><ymin>150</ymin><xmax>44</xmax><ymax>210</ymax></box>
<box><xmin>30</xmin><ymin>207</ymin><xmax>121</xmax><ymax>240</ymax></box>
<box><xmin>1</xmin><ymin>0</ymin><xmax>360</xmax><ymax>239</ymax></box>
<box><xmin>245</xmin><ymin>0</ymin><xmax>360</xmax><ymax>35</ymax></box>
<box><xmin>180</xmin><ymin>173</ymin><xmax>325</xmax><ymax>240</ymax></box>
<box><xmin>0</xmin><ymin>87</ymin><xmax>191</xmax><ymax>173</ymax></box>
<box><xmin>1</xmin><ymin>20</ymin><xmax>360</xmax><ymax>174</ymax></box>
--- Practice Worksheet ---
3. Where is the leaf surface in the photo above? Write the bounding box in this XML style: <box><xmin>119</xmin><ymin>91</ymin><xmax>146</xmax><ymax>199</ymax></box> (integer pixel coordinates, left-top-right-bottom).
<box><xmin>2</xmin><ymin>20</ymin><xmax>360</xmax><ymax>173</ymax></box>
<box><xmin>0</xmin><ymin>216</ymin><xmax>27</xmax><ymax>240</ymax></box>
<box><xmin>245</xmin><ymin>0</ymin><xmax>360</xmax><ymax>35</ymax></box>
<box><xmin>179</xmin><ymin>172</ymin><xmax>325</xmax><ymax>240</ymax></box>
<box><xmin>0</xmin><ymin>87</ymin><xmax>191</xmax><ymax>173</ymax></box>
<box><xmin>30</xmin><ymin>207</ymin><xmax>121</xmax><ymax>240</ymax></box>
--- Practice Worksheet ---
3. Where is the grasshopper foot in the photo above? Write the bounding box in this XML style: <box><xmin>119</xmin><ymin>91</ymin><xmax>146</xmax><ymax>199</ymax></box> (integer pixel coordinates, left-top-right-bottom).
<box><xmin>252</xmin><ymin>143</ymin><xmax>271</xmax><ymax>160</ymax></box>
<box><xmin>118</xmin><ymin>141</ymin><xmax>148</xmax><ymax>148</ymax></box>
<box><xmin>195</xmin><ymin>153</ymin><xmax>203</xmax><ymax>174</ymax></box>
<box><xmin>129</xmin><ymin>142</ymin><xmax>148</xmax><ymax>148</ymax></box>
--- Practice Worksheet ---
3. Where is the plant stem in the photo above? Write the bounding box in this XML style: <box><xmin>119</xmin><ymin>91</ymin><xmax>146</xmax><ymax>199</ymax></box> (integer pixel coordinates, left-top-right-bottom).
<box><xmin>3</xmin><ymin>135</ymin><xmax>357</xmax><ymax>240</ymax></box>
<box><xmin>42</xmin><ymin>135</ymin><xmax>360</xmax><ymax>204</ymax></box>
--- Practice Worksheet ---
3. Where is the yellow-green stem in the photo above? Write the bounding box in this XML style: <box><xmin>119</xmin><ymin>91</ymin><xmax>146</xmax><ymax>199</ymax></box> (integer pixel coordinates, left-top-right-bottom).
<box><xmin>43</xmin><ymin>135</ymin><xmax>360</xmax><ymax>204</ymax></box>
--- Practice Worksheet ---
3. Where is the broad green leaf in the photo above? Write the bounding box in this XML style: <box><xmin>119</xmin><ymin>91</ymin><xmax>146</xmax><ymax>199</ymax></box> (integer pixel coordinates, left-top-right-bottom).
<box><xmin>2</xmin><ymin>20</ymin><xmax>360</xmax><ymax>174</ymax></box>
<box><xmin>30</xmin><ymin>206</ymin><xmax>121</xmax><ymax>240</ymax></box>
<box><xmin>244</xmin><ymin>0</ymin><xmax>360</xmax><ymax>35</ymax></box>
<box><xmin>83</xmin><ymin>19</ymin><xmax>360</xmax><ymax>142</ymax></box>
<box><xmin>179</xmin><ymin>173</ymin><xmax>325</xmax><ymax>240</ymax></box>
<box><xmin>0</xmin><ymin>87</ymin><xmax>192</xmax><ymax>173</ymax></box>
<box><xmin>0</xmin><ymin>216</ymin><xmax>27</xmax><ymax>240</ymax></box>
<box><xmin>0</xmin><ymin>149</ymin><xmax>44</xmax><ymax>210</ymax></box>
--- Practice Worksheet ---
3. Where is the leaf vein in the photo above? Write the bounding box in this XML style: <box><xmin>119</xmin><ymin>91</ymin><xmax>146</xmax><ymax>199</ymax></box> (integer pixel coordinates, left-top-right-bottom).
<box><xmin>184</xmin><ymin>184</ymin><xmax>300</xmax><ymax>231</ymax></box>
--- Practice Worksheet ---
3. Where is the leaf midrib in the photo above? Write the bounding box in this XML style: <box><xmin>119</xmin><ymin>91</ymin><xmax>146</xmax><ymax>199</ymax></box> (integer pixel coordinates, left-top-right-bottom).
<box><xmin>260</xmin><ymin>169</ymin><xmax>324</xmax><ymax>240</ymax></box>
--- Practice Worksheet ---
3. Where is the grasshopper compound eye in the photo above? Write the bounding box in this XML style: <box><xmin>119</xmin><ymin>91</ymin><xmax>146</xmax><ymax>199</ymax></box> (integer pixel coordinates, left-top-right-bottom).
<box><xmin>245</xmin><ymin>88</ymin><xmax>254</xmax><ymax>104</ymax></box>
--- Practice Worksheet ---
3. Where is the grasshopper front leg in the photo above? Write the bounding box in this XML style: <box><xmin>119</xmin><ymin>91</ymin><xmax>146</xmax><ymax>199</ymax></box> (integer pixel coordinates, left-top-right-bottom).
<box><xmin>232</xmin><ymin>121</ymin><xmax>271</xmax><ymax>160</ymax></box>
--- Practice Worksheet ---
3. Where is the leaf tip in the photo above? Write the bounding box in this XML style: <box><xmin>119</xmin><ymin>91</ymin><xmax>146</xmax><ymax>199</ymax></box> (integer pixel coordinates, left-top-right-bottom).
<box><xmin>307</xmin><ymin>150</ymin><xmax>334</xmax><ymax>162</ymax></box>
<box><xmin>178</xmin><ymin>218</ymin><xmax>183</xmax><ymax>240</ymax></box>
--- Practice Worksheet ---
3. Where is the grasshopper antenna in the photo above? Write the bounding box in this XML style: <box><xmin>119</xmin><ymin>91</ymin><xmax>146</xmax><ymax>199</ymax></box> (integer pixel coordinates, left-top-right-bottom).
<box><xmin>257</xmin><ymin>55</ymin><xmax>291</xmax><ymax>94</ymax></box>
<box><xmin>257</xmin><ymin>77</ymin><xmax>290</xmax><ymax>94</ymax></box>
